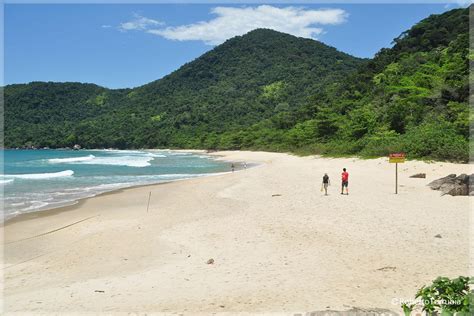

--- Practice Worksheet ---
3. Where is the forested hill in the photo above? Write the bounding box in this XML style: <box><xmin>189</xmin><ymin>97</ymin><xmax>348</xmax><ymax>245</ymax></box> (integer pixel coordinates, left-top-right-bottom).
<box><xmin>5</xmin><ymin>29</ymin><xmax>363</xmax><ymax>149</ymax></box>
<box><xmin>304</xmin><ymin>7</ymin><xmax>469</xmax><ymax>161</ymax></box>
<box><xmin>5</xmin><ymin>7</ymin><xmax>470</xmax><ymax>161</ymax></box>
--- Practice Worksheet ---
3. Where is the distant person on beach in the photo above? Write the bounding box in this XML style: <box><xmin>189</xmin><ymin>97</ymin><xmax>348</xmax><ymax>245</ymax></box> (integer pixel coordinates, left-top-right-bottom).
<box><xmin>231</xmin><ymin>163</ymin><xmax>235</xmax><ymax>172</ymax></box>
<box><xmin>322</xmin><ymin>173</ymin><xmax>330</xmax><ymax>195</ymax></box>
<box><xmin>341</xmin><ymin>168</ymin><xmax>349</xmax><ymax>195</ymax></box>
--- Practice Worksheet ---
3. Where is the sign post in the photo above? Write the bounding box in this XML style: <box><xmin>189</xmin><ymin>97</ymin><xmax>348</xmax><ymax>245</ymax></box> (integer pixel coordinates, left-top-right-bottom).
<box><xmin>396</xmin><ymin>162</ymin><xmax>398</xmax><ymax>194</ymax></box>
<box><xmin>389</xmin><ymin>153</ymin><xmax>406</xmax><ymax>194</ymax></box>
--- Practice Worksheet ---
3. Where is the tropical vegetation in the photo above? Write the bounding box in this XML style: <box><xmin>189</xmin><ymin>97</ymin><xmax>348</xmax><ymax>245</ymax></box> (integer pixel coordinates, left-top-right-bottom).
<box><xmin>4</xmin><ymin>7</ymin><xmax>470</xmax><ymax>161</ymax></box>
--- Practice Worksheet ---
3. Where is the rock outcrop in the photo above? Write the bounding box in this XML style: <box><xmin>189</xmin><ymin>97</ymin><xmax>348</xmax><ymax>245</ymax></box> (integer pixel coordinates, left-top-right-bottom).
<box><xmin>428</xmin><ymin>174</ymin><xmax>472</xmax><ymax>196</ymax></box>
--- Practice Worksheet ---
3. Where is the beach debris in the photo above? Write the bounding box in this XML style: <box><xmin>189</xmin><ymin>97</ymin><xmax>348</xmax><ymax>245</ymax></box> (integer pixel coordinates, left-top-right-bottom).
<box><xmin>94</xmin><ymin>290</ymin><xmax>105</xmax><ymax>293</ymax></box>
<box><xmin>376</xmin><ymin>266</ymin><xmax>396</xmax><ymax>272</ymax></box>
<box><xmin>219</xmin><ymin>305</ymin><xmax>225</xmax><ymax>308</ymax></box>
<box><xmin>187</xmin><ymin>254</ymin><xmax>191</xmax><ymax>258</ymax></box>
<box><xmin>410</xmin><ymin>173</ymin><xmax>426</xmax><ymax>178</ymax></box>
<box><xmin>73</xmin><ymin>144</ymin><xmax>81</xmax><ymax>150</ymax></box>
<box><xmin>206</xmin><ymin>258</ymin><xmax>215</xmax><ymax>264</ymax></box>
<box><xmin>272</xmin><ymin>194</ymin><xmax>282</xmax><ymax>197</ymax></box>
<box><xmin>428</xmin><ymin>174</ymin><xmax>473</xmax><ymax>196</ymax></box>
<box><xmin>434</xmin><ymin>234</ymin><xmax>442</xmax><ymax>238</ymax></box>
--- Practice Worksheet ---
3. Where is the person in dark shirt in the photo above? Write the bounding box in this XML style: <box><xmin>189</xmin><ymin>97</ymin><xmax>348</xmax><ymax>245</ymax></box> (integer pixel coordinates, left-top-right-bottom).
<box><xmin>322</xmin><ymin>173</ymin><xmax>330</xmax><ymax>195</ymax></box>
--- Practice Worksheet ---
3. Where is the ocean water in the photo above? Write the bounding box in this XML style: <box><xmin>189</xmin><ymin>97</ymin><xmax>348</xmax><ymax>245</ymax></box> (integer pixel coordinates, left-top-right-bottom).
<box><xmin>1</xmin><ymin>149</ymin><xmax>230</xmax><ymax>220</ymax></box>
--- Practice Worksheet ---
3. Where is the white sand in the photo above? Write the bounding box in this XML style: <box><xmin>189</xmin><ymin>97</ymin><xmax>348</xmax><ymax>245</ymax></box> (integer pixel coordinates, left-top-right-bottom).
<box><xmin>2</xmin><ymin>151</ymin><xmax>472</xmax><ymax>314</ymax></box>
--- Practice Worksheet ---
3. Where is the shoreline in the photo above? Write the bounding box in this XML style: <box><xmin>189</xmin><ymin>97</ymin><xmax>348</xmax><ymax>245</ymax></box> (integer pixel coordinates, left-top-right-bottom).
<box><xmin>3</xmin><ymin>149</ymin><xmax>252</xmax><ymax>225</ymax></box>
<box><xmin>3</xmin><ymin>165</ymin><xmax>255</xmax><ymax>226</ymax></box>
<box><xmin>4</xmin><ymin>182</ymin><xmax>157</xmax><ymax>226</ymax></box>
<box><xmin>3</xmin><ymin>150</ymin><xmax>471</xmax><ymax>314</ymax></box>
<box><xmin>3</xmin><ymin>175</ymin><xmax>220</xmax><ymax>226</ymax></box>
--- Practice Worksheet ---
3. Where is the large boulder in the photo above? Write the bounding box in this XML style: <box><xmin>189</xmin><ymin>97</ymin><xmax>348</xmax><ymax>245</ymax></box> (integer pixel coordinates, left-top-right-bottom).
<box><xmin>470</xmin><ymin>175</ymin><xmax>474</xmax><ymax>196</ymax></box>
<box><xmin>428</xmin><ymin>174</ymin><xmax>472</xmax><ymax>196</ymax></box>
<box><xmin>427</xmin><ymin>174</ymin><xmax>456</xmax><ymax>190</ymax></box>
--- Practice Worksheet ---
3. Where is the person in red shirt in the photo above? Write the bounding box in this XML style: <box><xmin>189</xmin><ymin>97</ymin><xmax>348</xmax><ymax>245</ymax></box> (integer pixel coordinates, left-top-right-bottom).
<box><xmin>341</xmin><ymin>168</ymin><xmax>349</xmax><ymax>195</ymax></box>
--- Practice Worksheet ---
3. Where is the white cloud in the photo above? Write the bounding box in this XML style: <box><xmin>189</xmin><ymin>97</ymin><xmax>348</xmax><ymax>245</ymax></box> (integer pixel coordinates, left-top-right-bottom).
<box><xmin>102</xmin><ymin>25</ymin><xmax>112</xmax><ymax>28</ymax></box>
<box><xmin>144</xmin><ymin>5</ymin><xmax>347</xmax><ymax>45</ymax></box>
<box><xmin>119</xmin><ymin>13</ymin><xmax>163</xmax><ymax>32</ymax></box>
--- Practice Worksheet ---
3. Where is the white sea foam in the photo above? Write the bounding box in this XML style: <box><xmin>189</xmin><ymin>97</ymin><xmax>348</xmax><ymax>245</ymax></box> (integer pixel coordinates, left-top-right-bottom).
<box><xmin>48</xmin><ymin>155</ymin><xmax>95</xmax><ymax>163</ymax></box>
<box><xmin>145</xmin><ymin>153</ymin><xmax>166</xmax><ymax>158</ymax></box>
<box><xmin>105</xmin><ymin>150</ymin><xmax>146</xmax><ymax>155</ymax></box>
<box><xmin>10</xmin><ymin>202</ymin><xmax>26</xmax><ymax>206</ymax></box>
<box><xmin>163</xmin><ymin>151</ymin><xmax>192</xmax><ymax>156</ymax></box>
<box><xmin>81</xmin><ymin>156</ymin><xmax>154</xmax><ymax>167</ymax></box>
<box><xmin>0</xmin><ymin>179</ymin><xmax>14</xmax><ymax>185</ymax></box>
<box><xmin>84</xmin><ymin>182</ymin><xmax>141</xmax><ymax>191</ymax></box>
<box><xmin>22</xmin><ymin>201</ymin><xmax>52</xmax><ymax>211</ymax></box>
<box><xmin>4</xmin><ymin>170</ymin><xmax>74</xmax><ymax>180</ymax></box>
<box><xmin>47</xmin><ymin>154</ymin><xmax>154</xmax><ymax>167</ymax></box>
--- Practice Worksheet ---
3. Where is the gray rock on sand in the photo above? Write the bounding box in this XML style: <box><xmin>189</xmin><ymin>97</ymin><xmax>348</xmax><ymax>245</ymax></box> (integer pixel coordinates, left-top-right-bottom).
<box><xmin>410</xmin><ymin>173</ymin><xmax>426</xmax><ymax>178</ymax></box>
<box><xmin>428</xmin><ymin>174</ymin><xmax>456</xmax><ymax>190</ymax></box>
<box><xmin>206</xmin><ymin>258</ymin><xmax>214</xmax><ymax>264</ymax></box>
<box><xmin>428</xmin><ymin>174</ymin><xmax>472</xmax><ymax>196</ymax></box>
<box><xmin>470</xmin><ymin>175</ymin><xmax>474</xmax><ymax>196</ymax></box>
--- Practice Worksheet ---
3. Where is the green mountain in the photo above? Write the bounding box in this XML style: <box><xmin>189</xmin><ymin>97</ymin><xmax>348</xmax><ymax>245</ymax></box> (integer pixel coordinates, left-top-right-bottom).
<box><xmin>5</xmin><ymin>29</ymin><xmax>363</xmax><ymax>149</ymax></box>
<box><xmin>5</xmin><ymin>7</ymin><xmax>470</xmax><ymax>161</ymax></box>
<box><xmin>299</xmin><ymin>7</ymin><xmax>470</xmax><ymax>161</ymax></box>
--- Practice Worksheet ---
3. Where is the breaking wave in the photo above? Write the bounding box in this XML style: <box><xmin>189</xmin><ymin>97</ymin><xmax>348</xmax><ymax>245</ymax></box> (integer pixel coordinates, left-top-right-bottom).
<box><xmin>3</xmin><ymin>170</ymin><xmax>74</xmax><ymax>180</ymax></box>
<box><xmin>48</xmin><ymin>155</ymin><xmax>95</xmax><ymax>163</ymax></box>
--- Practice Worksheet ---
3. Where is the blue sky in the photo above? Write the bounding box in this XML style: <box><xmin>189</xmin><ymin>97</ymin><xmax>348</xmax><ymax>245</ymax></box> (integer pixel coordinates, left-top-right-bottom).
<box><xmin>4</xmin><ymin>3</ymin><xmax>465</xmax><ymax>89</ymax></box>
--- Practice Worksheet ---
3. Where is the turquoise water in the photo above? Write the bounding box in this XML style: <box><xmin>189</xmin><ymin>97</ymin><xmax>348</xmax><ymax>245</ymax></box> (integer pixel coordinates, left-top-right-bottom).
<box><xmin>2</xmin><ymin>149</ymin><xmax>230</xmax><ymax>220</ymax></box>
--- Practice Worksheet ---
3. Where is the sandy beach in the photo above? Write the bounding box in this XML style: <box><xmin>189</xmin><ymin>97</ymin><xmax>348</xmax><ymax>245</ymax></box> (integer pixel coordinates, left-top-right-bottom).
<box><xmin>2</xmin><ymin>151</ymin><xmax>471</xmax><ymax>314</ymax></box>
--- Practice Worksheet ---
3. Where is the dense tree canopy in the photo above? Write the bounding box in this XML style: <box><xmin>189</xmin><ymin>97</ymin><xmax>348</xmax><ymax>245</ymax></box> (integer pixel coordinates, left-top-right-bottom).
<box><xmin>4</xmin><ymin>7</ymin><xmax>470</xmax><ymax>162</ymax></box>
